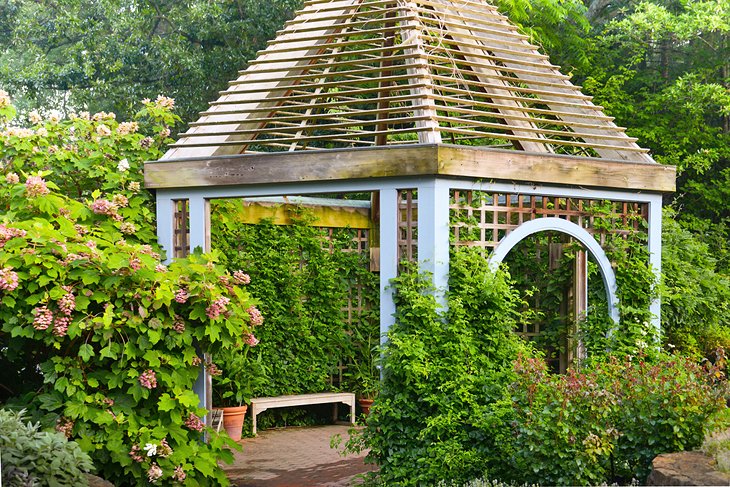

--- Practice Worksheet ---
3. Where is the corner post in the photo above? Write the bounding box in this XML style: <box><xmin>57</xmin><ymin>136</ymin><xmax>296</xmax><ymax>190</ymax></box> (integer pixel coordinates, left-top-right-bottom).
<box><xmin>188</xmin><ymin>194</ymin><xmax>213</xmax><ymax>422</ymax></box>
<box><xmin>417</xmin><ymin>178</ymin><xmax>450</xmax><ymax>308</ymax></box>
<box><xmin>379</xmin><ymin>188</ymin><xmax>398</xmax><ymax>346</ymax></box>
<box><xmin>647</xmin><ymin>194</ymin><xmax>663</xmax><ymax>336</ymax></box>
<box><xmin>155</xmin><ymin>191</ymin><xmax>175</xmax><ymax>264</ymax></box>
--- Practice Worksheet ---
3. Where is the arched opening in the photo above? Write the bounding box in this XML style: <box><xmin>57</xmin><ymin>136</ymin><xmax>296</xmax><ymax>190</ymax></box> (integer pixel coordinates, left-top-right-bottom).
<box><xmin>488</xmin><ymin>218</ymin><xmax>619</xmax><ymax>371</ymax></box>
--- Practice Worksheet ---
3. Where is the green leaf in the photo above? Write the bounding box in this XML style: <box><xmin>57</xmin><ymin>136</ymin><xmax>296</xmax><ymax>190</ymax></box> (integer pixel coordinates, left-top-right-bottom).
<box><xmin>79</xmin><ymin>344</ymin><xmax>95</xmax><ymax>362</ymax></box>
<box><xmin>158</xmin><ymin>394</ymin><xmax>176</xmax><ymax>412</ymax></box>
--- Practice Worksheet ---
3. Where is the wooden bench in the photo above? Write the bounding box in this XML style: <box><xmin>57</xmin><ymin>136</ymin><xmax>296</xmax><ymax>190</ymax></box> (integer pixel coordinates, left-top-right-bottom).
<box><xmin>249</xmin><ymin>392</ymin><xmax>356</xmax><ymax>435</ymax></box>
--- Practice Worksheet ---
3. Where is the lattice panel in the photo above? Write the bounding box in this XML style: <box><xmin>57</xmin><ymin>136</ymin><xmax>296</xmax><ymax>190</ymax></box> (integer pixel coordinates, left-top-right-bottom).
<box><xmin>450</xmin><ymin>190</ymin><xmax>647</xmax><ymax>250</ymax></box>
<box><xmin>172</xmin><ymin>199</ymin><xmax>190</xmax><ymax>258</ymax></box>
<box><xmin>398</xmin><ymin>189</ymin><xmax>418</xmax><ymax>263</ymax></box>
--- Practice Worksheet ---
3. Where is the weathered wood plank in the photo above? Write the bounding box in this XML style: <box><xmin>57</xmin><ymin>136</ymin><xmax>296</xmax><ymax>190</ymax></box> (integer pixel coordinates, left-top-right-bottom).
<box><xmin>437</xmin><ymin>146</ymin><xmax>676</xmax><ymax>192</ymax></box>
<box><xmin>145</xmin><ymin>144</ymin><xmax>676</xmax><ymax>193</ymax></box>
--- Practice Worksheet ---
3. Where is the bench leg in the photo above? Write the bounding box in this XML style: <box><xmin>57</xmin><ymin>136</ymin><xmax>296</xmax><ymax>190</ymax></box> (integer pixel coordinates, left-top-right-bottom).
<box><xmin>350</xmin><ymin>401</ymin><xmax>355</xmax><ymax>425</ymax></box>
<box><xmin>333</xmin><ymin>403</ymin><xmax>338</xmax><ymax>423</ymax></box>
<box><xmin>252</xmin><ymin>408</ymin><xmax>257</xmax><ymax>436</ymax></box>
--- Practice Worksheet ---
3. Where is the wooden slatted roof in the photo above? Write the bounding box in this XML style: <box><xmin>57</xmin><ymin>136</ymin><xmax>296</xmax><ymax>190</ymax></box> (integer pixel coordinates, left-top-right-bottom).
<box><xmin>160</xmin><ymin>0</ymin><xmax>655</xmax><ymax>163</ymax></box>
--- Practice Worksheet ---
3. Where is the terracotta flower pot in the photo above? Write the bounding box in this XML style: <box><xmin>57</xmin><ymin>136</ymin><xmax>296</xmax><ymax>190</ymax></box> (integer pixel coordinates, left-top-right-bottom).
<box><xmin>358</xmin><ymin>398</ymin><xmax>375</xmax><ymax>416</ymax></box>
<box><xmin>221</xmin><ymin>405</ymin><xmax>248</xmax><ymax>440</ymax></box>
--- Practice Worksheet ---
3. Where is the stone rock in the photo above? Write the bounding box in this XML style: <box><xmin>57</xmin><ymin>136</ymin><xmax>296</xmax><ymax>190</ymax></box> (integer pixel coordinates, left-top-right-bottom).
<box><xmin>646</xmin><ymin>451</ymin><xmax>730</xmax><ymax>486</ymax></box>
<box><xmin>85</xmin><ymin>473</ymin><xmax>115</xmax><ymax>487</ymax></box>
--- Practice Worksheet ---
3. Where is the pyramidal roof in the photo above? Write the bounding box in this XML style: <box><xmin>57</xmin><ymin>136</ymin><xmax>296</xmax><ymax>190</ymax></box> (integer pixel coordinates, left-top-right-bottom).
<box><xmin>161</xmin><ymin>0</ymin><xmax>653</xmax><ymax>163</ymax></box>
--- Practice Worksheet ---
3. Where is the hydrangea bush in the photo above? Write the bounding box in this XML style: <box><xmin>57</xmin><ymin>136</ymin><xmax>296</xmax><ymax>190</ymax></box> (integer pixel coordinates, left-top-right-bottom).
<box><xmin>0</xmin><ymin>91</ymin><xmax>261</xmax><ymax>485</ymax></box>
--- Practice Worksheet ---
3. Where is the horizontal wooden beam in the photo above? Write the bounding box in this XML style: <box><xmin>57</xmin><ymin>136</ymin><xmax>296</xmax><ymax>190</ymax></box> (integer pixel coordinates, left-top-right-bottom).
<box><xmin>145</xmin><ymin>144</ymin><xmax>676</xmax><ymax>193</ymax></box>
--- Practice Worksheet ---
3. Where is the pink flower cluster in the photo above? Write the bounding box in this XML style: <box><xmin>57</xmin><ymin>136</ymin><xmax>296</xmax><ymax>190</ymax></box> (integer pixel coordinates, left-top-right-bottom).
<box><xmin>5</xmin><ymin>172</ymin><xmax>19</xmax><ymax>184</ymax></box>
<box><xmin>247</xmin><ymin>306</ymin><xmax>264</xmax><ymax>326</ymax></box>
<box><xmin>25</xmin><ymin>175</ymin><xmax>50</xmax><ymax>197</ymax></box>
<box><xmin>206</xmin><ymin>361</ymin><xmax>222</xmax><ymax>376</ymax></box>
<box><xmin>147</xmin><ymin>464</ymin><xmax>163</xmax><ymax>483</ymax></box>
<box><xmin>90</xmin><ymin>198</ymin><xmax>121</xmax><ymax>220</ymax></box>
<box><xmin>129</xmin><ymin>444</ymin><xmax>145</xmax><ymax>463</ymax></box>
<box><xmin>32</xmin><ymin>306</ymin><xmax>53</xmax><ymax>330</ymax></box>
<box><xmin>158</xmin><ymin>438</ymin><xmax>173</xmax><ymax>457</ymax></box>
<box><xmin>206</xmin><ymin>296</ymin><xmax>230</xmax><ymax>320</ymax></box>
<box><xmin>172</xmin><ymin>315</ymin><xmax>185</xmax><ymax>333</ymax></box>
<box><xmin>0</xmin><ymin>224</ymin><xmax>26</xmax><ymax>248</ymax></box>
<box><xmin>0</xmin><ymin>267</ymin><xmax>19</xmax><ymax>292</ymax></box>
<box><xmin>53</xmin><ymin>316</ymin><xmax>70</xmax><ymax>337</ymax></box>
<box><xmin>174</xmin><ymin>288</ymin><xmax>189</xmax><ymax>303</ymax></box>
<box><xmin>184</xmin><ymin>413</ymin><xmax>204</xmax><ymax>432</ymax></box>
<box><xmin>55</xmin><ymin>417</ymin><xmax>74</xmax><ymax>438</ymax></box>
<box><xmin>139</xmin><ymin>369</ymin><xmax>157</xmax><ymax>389</ymax></box>
<box><xmin>120</xmin><ymin>222</ymin><xmax>136</xmax><ymax>235</ymax></box>
<box><xmin>129</xmin><ymin>256</ymin><xmax>142</xmax><ymax>271</ymax></box>
<box><xmin>173</xmin><ymin>466</ymin><xmax>186</xmax><ymax>482</ymax></box>
<box><xmin>233</xmin><ymin>270</ymin><xmax>251</xmax><ymax>285</ymax></box>
<box><xmin>58</xmin><ymin>287</ymin><xmax>75</xmax><ymax>315</ymax></box>
<box><xmin>244</xmin><ymin>333</ymin><xmax>259</xmax><ymax>347</ymax></box>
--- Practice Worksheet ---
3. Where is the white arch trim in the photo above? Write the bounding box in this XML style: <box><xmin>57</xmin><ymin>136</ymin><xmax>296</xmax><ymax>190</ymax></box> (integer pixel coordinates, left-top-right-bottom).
<box><xmin>488</xmin><ymin>217</ymin><xmax>620</xmax><ymax>324</ymax></box>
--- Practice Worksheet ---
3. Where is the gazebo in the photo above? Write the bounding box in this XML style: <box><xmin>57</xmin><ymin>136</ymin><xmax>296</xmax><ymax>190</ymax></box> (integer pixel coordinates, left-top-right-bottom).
<box><xmin>145</xmin><ymin>0</ymin><xmax>675</xmax><ymax>406</ymax></box>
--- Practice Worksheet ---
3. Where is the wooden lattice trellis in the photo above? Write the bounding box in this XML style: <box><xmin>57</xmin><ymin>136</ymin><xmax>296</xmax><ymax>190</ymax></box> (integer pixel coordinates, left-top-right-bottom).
<box><xmin>449</xmin><ymin>190</ymin><xmax>647</xmax><ymax>250</ymax></box>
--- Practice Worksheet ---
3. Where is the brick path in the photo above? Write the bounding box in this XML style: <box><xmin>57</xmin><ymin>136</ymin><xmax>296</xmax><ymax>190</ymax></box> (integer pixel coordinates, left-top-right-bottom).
<box><xmin>223</xmin><ymin>425</ymin><xmax>377</xmax><ymax>486</ymax></box>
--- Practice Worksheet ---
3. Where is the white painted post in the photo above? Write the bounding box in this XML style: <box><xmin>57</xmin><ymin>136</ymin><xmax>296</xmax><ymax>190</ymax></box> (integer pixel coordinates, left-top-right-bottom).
<box><xmin>188</xmin><ymin>195</ymin><xmax>212</xmax><ymax>421</ymax></box>
<box><xmin>188</xmin><ymin>195</ymin><xmax>210</xmax><ymax>255</ymax></box>
<box><xmin>155</xmin><ymin>191</ymin><xmax>176</xmax><ymax>264</ymax></box>
<box><xmin>647</xmin><ymin>194</ymin><xmax>663</xmax><ymax>335</ymax></box>
<box><xmin>379</xmin><ymin>188</ymin><xmax>399</xmax><ymax>345</ymax></box>
<box><xmin>417</xmin><ymin>178</ymin><xmax>450</xmax><ymax>308</ymax></box>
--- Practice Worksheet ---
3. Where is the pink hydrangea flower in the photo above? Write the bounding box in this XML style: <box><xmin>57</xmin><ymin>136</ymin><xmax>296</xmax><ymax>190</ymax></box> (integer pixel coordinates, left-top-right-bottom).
<box><xmin>174</xmin><ymin>288</ymin><xmax>189</xmax><ymax>304</ymax></box>
<box><xmin>206</xmin><ymin>296</ymin><xmax>230</xmax><ymax>320</ymax></box>
<box><xmin>172</xmin><ymin>315</ymin><xmax>185</xmax><ymax>333</ymax></box>
<box><xmin>184</xmin><ymin>413</ymin><xmax>204</xmax><ymax>432</ymax></box>
<box><xmin>32</xmin><ymin>306</ymin><xmax>53</xmax><ymax>330</ymax></box>
<box><xmin>0</xmin><ymin>267</ymin><xmax>19</xmax><ymax>292</ymax></box>
<box><xmin>247</xmin><ymin>306</ymin><xmax>264</xmax><ymax>326</ymax></box>
<box><xmin>58</xmin><ymin>288</ymin><xmax>75</xmax><ymax>315</ymax></box>
<box><xmin>244</xmin><ymin>333</ymin><xmax>259</xmax><ymax>347</ymax></box>
<box><xmin>139</xmin><ymin>369</ymin><xmax>157</xmax><ymax>389</ymax></box>
<box><xmin>90</xmin><ymin>198</ymin><xmax>118</xmax><ymax>216</ymax></box>
<box><xmin>233</xmin><ymin>271</ymin><xmax>251</xmax><ymax>285</ymax></box>
<box><xmin>147</xmin><ymin>464</ymin><xmax>163</xmax><ymax>483</ymax></box>
<box><xmin>53</xmin><ymin>316</ymin><xmax>70</xmax><ymax>337</ymax></box>
<box><xmin>25</xmin><ymin>175</ymin><xmax>50</xmax><ymax>197</ymax></box>
<box><xmin>55</xmin><ymin>417</ymin><xmax>74</xmax><ymax>438</ymax></box>
<box><xmin>5</xmin><ymin>172</ymin><xmax>19</xmax><ymax>184</ymax></box>
<box><xmin>129</xmin><ymin>256</ymin><xmax>142</xmax><ymax>271</ymax></box>
<box><xmin>172</xmin><ymin>465</ymin><xmax>186</xmax><ymax>482</ymax></box>
<box><xmin>0</xmin><ymin>224</ymin><xmax>26</xmax><ymax>248</ymax></box>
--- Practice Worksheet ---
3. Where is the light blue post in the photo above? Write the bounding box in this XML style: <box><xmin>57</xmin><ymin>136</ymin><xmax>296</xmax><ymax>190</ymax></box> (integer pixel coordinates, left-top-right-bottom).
<box><xmin>647</xmin><ymin>194</ymin><xmax>663</xmax><ymax>335</ymax></box>
<box><xmin>417</xmin><ymin>178</ymin><xmax>450</xmax><ymax>308</ymax></box>
<box><xmin>379</xmin><ymin>188</ymin><xmax>399</xmax><ymax>346</ymax></box>
<box><xmin>188</xmin><ymin>195</ymin><xmax>212</xmax><ymax>419</ymax></box>
<box><xmin>155</xmin><ymin>191</ymin><xmax>175</xmax><ymax>264</ymax></box>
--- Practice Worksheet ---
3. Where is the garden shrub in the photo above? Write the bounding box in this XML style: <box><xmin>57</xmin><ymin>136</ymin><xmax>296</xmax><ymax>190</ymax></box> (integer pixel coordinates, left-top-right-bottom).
<box><xmin>211</xmin><ymin>202</ymin><xmax>379</xmax><ymax>399</ymax></box>
<box><xmin>507</xmin><ymin>351</ymin><xmax>728</xmax><ymax>485</ymax></box>
<box><xmin>661</xmin><ymin>209</ymin><xmax>730</xmax><ymax>356</ymax></box>
<box><xmin>0</xmin><ymin>408</ymin><xmax>93</xmax><ymax>487</ymax></box>
<box><xmin>357</xmin><ymin>249</ymin><xmax>532</xmax><ymax>486</ymax></box>
<box><xmin>0</xmin><ymin>94</ymin><xmax>260</xmax><ymax>485</ymax></box>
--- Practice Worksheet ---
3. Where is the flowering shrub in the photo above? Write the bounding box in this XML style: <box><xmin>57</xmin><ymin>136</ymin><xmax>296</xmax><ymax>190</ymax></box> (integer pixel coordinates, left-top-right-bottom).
<box><xmin>0</xmin><ymin>95</ymin><xmax>260</xmax><ymax>485</ymax></box>
<box><xmin>506</xmin><ymin>351</ymin><xmax>728</xmax><ymax>485</ymax></box>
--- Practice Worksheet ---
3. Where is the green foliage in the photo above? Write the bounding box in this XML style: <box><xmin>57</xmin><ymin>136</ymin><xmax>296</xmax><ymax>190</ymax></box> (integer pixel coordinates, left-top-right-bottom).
<box><xmin>0</xmin><ymin>96</ymin><xmax>256</xmax><ymax>485</ymax></box>
<box><xmin>0</xmin><ymin>408</ymin><xmax>93</xmax><ymax>487</ymax></box>
<box><xmin>210</xmin><ymin>201</ymin><xmax>379</xmax><ymax>400</ymax></box>
<box><xmin>661</xmin><ymin>209</ymin><xmax>730</xmax><ymax>355</ymax></box>
<box><xmin>0</xmin><ymin>0</ymin><xmax>302</xmax><ymax>124</ymax></box>
<box><xmin>507</xmin><ymin>351</ymin><xmax>728</xmax><ymax>485</ymax></box>
<box><xmin>356</xmin><ymin>249</ymin><xmax>531</xmax><ymax>486</ymax></box>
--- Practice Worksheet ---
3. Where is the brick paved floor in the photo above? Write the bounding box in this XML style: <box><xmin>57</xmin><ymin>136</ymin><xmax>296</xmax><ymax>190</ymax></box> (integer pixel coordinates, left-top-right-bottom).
<box><xmin>223</xmin><ymin>425</ymin><xmax>377</xmax><ymax>487</ymax></box>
